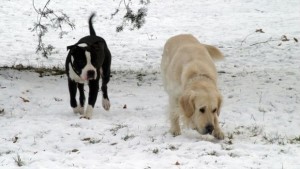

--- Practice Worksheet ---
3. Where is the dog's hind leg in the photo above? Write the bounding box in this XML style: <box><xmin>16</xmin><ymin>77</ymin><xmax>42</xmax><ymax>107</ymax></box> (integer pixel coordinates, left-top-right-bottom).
<box><xmin>101</xmin><ymin>76</ymin><xmax>110</xmax><ymax>111</ymax></box>
<box><xmin>100</xmin><ymin>47</ymin><xmax>111</xmax><ymax>111</ymax></box>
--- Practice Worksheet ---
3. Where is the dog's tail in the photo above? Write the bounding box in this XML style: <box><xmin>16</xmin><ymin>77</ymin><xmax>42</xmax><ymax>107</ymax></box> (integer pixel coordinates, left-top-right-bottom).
<box><xmin>204</xmin><ymin>44</ymin><xmax>224</xmax><ymax>61</ymax></box>
<box><xmin>89</xmin><ymin>13</ymin><xmax>96</xmax><ymax>36</ymax></box>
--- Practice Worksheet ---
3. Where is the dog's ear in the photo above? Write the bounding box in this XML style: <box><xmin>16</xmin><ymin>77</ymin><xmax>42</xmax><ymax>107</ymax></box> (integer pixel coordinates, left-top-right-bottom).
<box><xmin>180</xmin><ymin>91</ymin><xmax>195</xmax><ymax>118</ymax></box>
<box><xmin>204</xmin><ymin>44</ymin><xmax>224</xmax><ymax>61</ymax></box>
<box><xmin>216</xmin><ymin>94</ymin><xmax>223</xmax><ymax>116</ymax></box>
<box><xmin>67</xmin><ymin>45</ymin><xmax>75</xmax><ymax>51</ymax></box>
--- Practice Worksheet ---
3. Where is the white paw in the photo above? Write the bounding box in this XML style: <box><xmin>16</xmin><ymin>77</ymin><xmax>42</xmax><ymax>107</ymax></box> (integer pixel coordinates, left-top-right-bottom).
<box><xmin>81</xmin><ymin>105</ymin><xmax>93</xmax><ymax>119</ymax></box>
<box><xmin>102</xmin><ymin>98</ymin><xmax>110</xmax><ymax>111</ymax></box>
<box><xmin>170</xmin><ymin>128</ymin><xmax>181</xmax><ymax>137</ymax></box>
<box><xmin>73</xmin><ymin>106</ymin><xmax>84</xmax><ymax>115</ymax></box>
<box><xmin>213</xmin><ymin>129</ymin><xmax>225</xmax><ymax>140</ymax></box>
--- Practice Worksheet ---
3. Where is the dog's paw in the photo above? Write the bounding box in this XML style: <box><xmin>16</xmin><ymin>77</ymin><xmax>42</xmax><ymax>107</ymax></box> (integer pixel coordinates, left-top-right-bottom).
<box><xmin>170</xmin><ymin>129</ymin><xmax>181</xmax><ymax>137</ymax></box>
<box><xmin>212</xmin><ymin>129</ymin><xmax>225</xmax><ymax>140</ymax></box>
<box><xmin>80</xmin><ymin>116</ymin><xmax>90</xmax><ymax>120</ymax></box>
<box><xmin>73</xmin><ymin>106</ymin><xmax>84</xmax><ymax>115</ymax></box>
<box><xmin>81</xmin><ymin>105</ymin><xmax>93</xmax><ymax>119</ymax></box>
<box><xmin>102</xmin><ymin>98</ymin><xmax>110</xmax><ymax>111</ymax></box>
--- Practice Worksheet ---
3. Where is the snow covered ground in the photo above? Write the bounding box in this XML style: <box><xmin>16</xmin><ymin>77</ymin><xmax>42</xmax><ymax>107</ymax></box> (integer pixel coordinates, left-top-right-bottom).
<box><xmin>1</xmin><ymin>0</ymin><xmax>300</xmax><ymax>168</ymax></box>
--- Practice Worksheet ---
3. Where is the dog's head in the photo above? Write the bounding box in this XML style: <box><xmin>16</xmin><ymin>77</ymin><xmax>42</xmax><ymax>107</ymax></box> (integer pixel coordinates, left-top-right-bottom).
<box><xmin>179</xmin><ymin>89</ymin><xmax>222</xmax><ymax>135</ymax></box>
<box><xmin>67</xmin><ymin>41</ymin><xmax>105</xmax><ymax>81</ymax></box>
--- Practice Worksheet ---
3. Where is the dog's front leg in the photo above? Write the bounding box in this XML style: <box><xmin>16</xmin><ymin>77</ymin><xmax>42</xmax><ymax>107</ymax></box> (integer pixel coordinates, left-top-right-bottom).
<box><xmin>212</xmin><ymin>116</ymin><xmax>224</xmax><ymax>140</ymax></box>
<box><xmin>169</xmin><ymin>98</ymin><xmax>181</xmax><ymax>136</ymax></box>
<box><xmin>82</xmin><ymin>80</ymin><xmax>99</xmax><ymax>119</ymax></box>
<box><xmin>68</xmin><ymin>79</ymin><xmax>81</xmax><ymax>114</ymax></box>
<box><xmin>76</xmin><ymin>83</ymin><xmax>85</xmax><ymax>115</ymax></box>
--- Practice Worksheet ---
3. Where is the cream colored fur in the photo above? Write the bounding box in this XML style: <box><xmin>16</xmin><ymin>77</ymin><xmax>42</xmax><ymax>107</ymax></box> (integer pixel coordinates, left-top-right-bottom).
<box><xmin>161</xmin><ymin>34</ymin><xmax>224</xmax><ymax>139</ymax></box>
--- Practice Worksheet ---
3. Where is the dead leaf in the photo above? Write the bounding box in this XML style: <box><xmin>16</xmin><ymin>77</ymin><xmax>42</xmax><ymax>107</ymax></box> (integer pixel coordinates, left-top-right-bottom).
<box><xmin>255</xmin><ymin>29</ymin><xmax>264</xmax><ymax>33</ymax></box>
<box><xmin>281</xmin><ymin>35</ymin><xmax>289</xmax><ymax>41</ymax></box>
<box><xmin>54</xmin><ymin>97</ymin><xmax>62</xmax><ymax>102</ymax></box>
<box><xmin>82</xmin><ymin>138</ymin><xmax>91</xmax><ymax>141</ymax></box>
<box><xmin>80</xmin><ymin>116</ymin><xmax>90</xmax><ymax>120</ymax></box>
<box><xmin>20</xmin><ymin>97</ymin><xmax>30</xmax><ymax>103</ymax></box>
<box><xmin>13</xmin><ymin>136</ymin><xmax>18</xmax><ymax>143</ymax></box>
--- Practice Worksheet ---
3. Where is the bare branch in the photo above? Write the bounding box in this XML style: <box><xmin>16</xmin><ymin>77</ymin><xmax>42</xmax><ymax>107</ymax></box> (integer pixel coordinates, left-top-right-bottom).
<box><xmin>111</xmin><ymin>0</ymin><xmax>149</xmax><ymax>32</ymax></box>
<box><xmin>32</xmin><ymin>0</ymin><xmax>75</xmax><ymax>58</ymax></box>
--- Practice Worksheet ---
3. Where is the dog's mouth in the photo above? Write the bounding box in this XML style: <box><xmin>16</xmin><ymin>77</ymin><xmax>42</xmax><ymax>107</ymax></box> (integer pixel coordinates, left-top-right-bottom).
<box><xmin>81</xmin><ymin>70</ymin><xmax>96</xmax><ymax>80</ymax></box>
<box><xmin>80</xmin><ymin>76</ymin><xmax>95</xmax><ymax>81</ymax></box>
<box><xmin>82</xmin><ymin>76</ymin><xmax>95</xmax><ymax>81</ymax></box>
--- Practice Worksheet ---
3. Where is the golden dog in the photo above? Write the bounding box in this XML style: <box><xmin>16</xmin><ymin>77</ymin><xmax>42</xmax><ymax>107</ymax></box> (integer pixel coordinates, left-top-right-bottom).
<box><xmin>161</xmin><ymin>34</ymin><xmax>224</xmax><ymax>139</ymax></box>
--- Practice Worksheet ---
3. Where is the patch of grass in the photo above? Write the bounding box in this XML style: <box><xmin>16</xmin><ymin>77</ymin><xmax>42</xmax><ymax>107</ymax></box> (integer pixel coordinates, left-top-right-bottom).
<box><xmin>224</xmin><ymin>133</ymin><xmax>234</xmax><ymax>145</ymax></box>
<box><xmin>0</xmin><ymin>150</ymin><xmax>14</xmax><ymax>156</ymax></box>
<box><xmin>152</xmin><ymin>148</ymin><xmax>159</xmax><ymax>154</ymax></box>
<box><xmin>82</xmin><ymin>137</ymin><xmax>102</xmax><ymax>144</ymax></box>
<box><xmin>110</xmin><ymin>124</ymin><xmax>128</xmax><ymax>136</ymax></box>
<box><xmin>262</xmin><ymin>133</ymin><xmax>286</xmax><ymax>145</ymax></box>
<box><xmin>70</xmin><ymin>123</ymin><xmax>81</xmax><ymax>128</ymax></box>
<box><xmin>13</xmin><ymin>154</ymin><xmax>25</xmax><ymax>167</ymax></box>
<box><xmin>233</xmin><ymin>126</ymin><xmax>244</xmax><ymax>135</ymax></box>
<box><xmin>289</xmin><ymin>136</ymin><xmax>300</xmax><ymax>144</ymax></box>
<box><xmin>137</xmin><ymin>73</ymin><xmax>146</xmax><ymax>82</ymax></box>
<box><xmin>122</xmin><ymin>134</ymin><xmax>135</xmax><ymax>141</ymax></box>
<box><xmin>0</xmin><ymin>65</ymin><xmax>65</xmax><ymax>76</ymax></box>
<box><xmin>207</xmin><ymin>151</ymin><xmax>218</xmax><ymax>156</ymax></box>
<box><xmin>221</xmin><ymin>144</ymin><xmax>233</xmax><ymax>151</ymax></box>
<box><xmin>229</xmin><ymin>152</ymin><xmax>239</xmax><ymax>158</ymax></box>
<box><xmin>0</xmin><ymin>108</ymin><xmax>4</xmax><ymax>116</ymax></box>
<box><xmin>149</xmin><ymin>136</ymin><xmax>156</xmax><ymax>142</ymax></box>
<box><xmin>227</xmin><ymin>133</ymin><xmax>234</xmax><ymax>140</ymax></box>
<box><xmin>168</xmin><ymin>144</ymin><xmax>179</xmax><ymax>151</ymax></box>
<box><xmin>54</xmin><ymin>97</ymin><xmax>63</xmax><ymax>102</ymax></box>
<box><xmin>247</xmin><ymin>125</ymin><xmax>264</xmax><ymax>137</ymax></box>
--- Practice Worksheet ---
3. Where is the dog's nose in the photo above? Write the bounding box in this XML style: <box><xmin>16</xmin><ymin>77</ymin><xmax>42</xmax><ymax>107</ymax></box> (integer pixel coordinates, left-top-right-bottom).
<box><xmin>87</xmin><ymin>70</ymin><xmax>95</xmax><ymax>79</ymax></box>
<box><xmin>205</xmin><ymin>124</ymin><xmax>214</xmax><ymax>134</ymax></box>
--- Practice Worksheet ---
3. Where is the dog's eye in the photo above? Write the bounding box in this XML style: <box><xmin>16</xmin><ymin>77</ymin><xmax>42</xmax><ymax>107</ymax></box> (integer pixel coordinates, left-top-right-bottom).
<box><xmin>199</xmin><ymin>107</ymin><xmax>205</xmax><ymax>113</ymax></box>
<box><xmin>212</xmin><ymin>108</ymin><xmax>217</xmax><ymax>113</ymax></box>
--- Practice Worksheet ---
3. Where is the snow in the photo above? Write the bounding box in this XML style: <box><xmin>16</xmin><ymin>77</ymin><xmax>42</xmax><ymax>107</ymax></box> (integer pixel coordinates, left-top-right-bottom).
<box><xmin>1</xmin><ymin>0</ymin><xmax>300</xmax><ymax>168</ymax></box>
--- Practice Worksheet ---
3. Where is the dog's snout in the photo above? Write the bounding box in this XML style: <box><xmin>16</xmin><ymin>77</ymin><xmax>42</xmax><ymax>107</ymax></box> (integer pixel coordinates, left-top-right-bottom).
<box><xmin>205</xmin><ymin>124</ymin><xmax>214</xmax><ymax>134</ymax></box>
<box><xmin>87</xmin><ymin>70</ymin><xmax>95</xmax><ymax>79</ymax></box>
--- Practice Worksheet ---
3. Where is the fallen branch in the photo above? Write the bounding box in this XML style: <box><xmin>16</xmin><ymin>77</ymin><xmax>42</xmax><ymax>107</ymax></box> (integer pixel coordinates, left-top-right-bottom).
<box><xmin>249</xmin><ymin>37</ymin><xmax>277</xmax><ymax>46</ymax></box>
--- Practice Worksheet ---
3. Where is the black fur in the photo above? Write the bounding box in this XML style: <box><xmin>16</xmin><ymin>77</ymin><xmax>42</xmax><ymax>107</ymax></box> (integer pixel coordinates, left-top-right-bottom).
<box><xmin>65</xmin><ymin>13</ymin><xmax>111</xmax><ymax>117</ymax></box>
<box><xmin>89</xmin><ymin>13</ymin><xmax>96</xmax><ymax>36</ymax></box>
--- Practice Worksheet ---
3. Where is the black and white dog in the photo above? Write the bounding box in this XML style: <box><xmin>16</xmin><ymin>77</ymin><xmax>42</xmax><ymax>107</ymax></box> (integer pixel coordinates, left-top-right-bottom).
<box><xmin>65</xmin><ymin>13</ymin><xmax>111</xmax><ymax>119</ymax></box>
